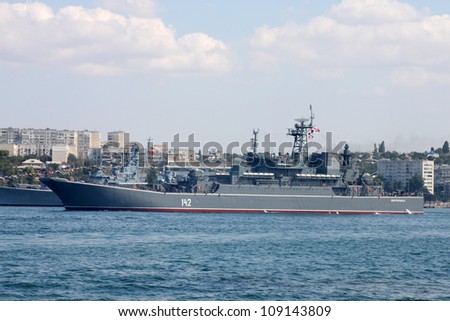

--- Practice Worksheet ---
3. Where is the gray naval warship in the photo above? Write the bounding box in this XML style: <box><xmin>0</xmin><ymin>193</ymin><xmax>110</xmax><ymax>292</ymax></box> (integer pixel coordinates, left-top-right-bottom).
<box><xmin>41</xmin><ymin>110</ymin><xmax>424</xmax><ymax>214</ymax></box>
<box><xmin>0</xmin><ymin>185</ymin><xmax>62</xmax><ymax>207</ymax></box>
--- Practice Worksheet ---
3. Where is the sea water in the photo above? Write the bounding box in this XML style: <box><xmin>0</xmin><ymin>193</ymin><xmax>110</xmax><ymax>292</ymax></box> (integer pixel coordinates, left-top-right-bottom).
<box><xmin>0</xmin><ymin>207</ymin><xmax>449</xmax><ymax>300</ymax></box>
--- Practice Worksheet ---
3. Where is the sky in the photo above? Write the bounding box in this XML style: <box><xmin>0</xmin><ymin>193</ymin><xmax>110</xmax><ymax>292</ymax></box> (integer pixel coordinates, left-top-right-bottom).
<box><xmin>1</xmin><ymin>0</ymin><xmax>450</xmax><ymax>153</ymax></box>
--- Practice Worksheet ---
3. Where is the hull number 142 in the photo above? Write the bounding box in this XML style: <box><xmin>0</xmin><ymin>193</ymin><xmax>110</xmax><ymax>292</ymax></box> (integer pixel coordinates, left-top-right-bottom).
<box><xmin>181</xmin><ymin>198</ymin><xmax>192</xmax><ymax>207</ymax></box>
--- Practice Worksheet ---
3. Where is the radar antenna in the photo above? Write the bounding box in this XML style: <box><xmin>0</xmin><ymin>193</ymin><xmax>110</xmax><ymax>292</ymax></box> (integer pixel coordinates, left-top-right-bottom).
<box><xmin>287</xmin><ymin>105</ymin><xmax>315</xmax><ymax>165</ymax></box>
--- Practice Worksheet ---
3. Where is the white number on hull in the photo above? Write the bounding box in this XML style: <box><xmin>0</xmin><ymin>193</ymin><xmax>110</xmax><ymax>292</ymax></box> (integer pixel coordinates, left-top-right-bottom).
<box><xmin>181</xmin><ymin>198</ymin><xmax>192</xmax><ymax>207</ymax></box>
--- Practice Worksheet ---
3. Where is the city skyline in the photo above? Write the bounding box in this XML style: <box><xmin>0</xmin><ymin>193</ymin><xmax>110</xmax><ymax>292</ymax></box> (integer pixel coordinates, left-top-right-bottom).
<box><xmin>2</xmin><ymin>125</ymin><xmax>447</xmax><ymax>156</ymax></box>
<box><xmin>1</xmin><ymin>0</ymin><xmax>450</xmax><ymax>152</ymax></box>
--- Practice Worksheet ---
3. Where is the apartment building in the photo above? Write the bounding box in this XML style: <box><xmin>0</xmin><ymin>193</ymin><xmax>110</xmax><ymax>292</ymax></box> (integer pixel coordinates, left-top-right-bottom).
<box><xmin>19</xmin><ymin>128</ymin><xmax>77</xmax><ymax>146</ymax></box>
<box><xmin>377</xmin><ymin>159</ymin><xmax>434</xmax><ymax>194</ymax></box>
<box><xmin>107</xmin><ymin>131</ymin><xmax>130</xmax><ymax>148</ymax></box>
<box><xmin>77</xmin><ymin>130</ymin><xmax>101</xmax><ymax>160</ymax></box>
<box><xmin>434</xmin><ymin>164</ymin><xmax>450</xmax><ymax>198</ymax></box>
<box><xmin>0</xmin><ymin>128</ymin><xmax>101</xmax><ymax>162</ymax></box>
<box><xmin>0</xmin><ymin>127</ymin><xmax>20</xmax><ymax>144</ymax></box>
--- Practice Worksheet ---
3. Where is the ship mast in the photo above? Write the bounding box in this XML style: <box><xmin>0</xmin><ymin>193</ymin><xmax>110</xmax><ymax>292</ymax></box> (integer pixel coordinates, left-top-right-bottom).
<box><xmin>287</xmin><ymin>105</ymin><xmax>314</xmax><ymax>165</ymax></box>
<box><xmin>251</xmin><ymin>128</ymin><xmax>259</xmax><ymax>154</ymax></box>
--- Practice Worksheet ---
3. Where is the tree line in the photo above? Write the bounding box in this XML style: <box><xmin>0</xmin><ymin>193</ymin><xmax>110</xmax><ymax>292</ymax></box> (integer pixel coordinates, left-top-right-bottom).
<box><xmin>0</xmin><ymin>150</ymin><xmax>90</xmax><ymax>186</ymax></box>
<box><xmin>372</xmin><ymin>140</ymin><xmax>450</xmax><ymax>164</ymax></box>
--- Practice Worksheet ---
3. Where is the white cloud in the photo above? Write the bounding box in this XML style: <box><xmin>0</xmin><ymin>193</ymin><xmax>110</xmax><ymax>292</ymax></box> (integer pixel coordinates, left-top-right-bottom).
<box><xmin>94</xmin><ymin>0</ymin><xmax>158</xmax><ymax>18</ymax></box>
<box><xmin>328</xmin><ymin>0</ymin><xmax>423</xmax><ymax>24</ymax></box>
<box><xmin>370</xmin><ymin>86</ymin><xmax>386</xmax><ymax>95</ymax></box>
<box><xmin>0</xmin><ymin>2</ymin><xmax>234</xmax><ymax>76</ymax></box>
<box><xmin>248</xmin><ymin>0</ymin><xmax>450</xmax><ymax>86</ymax></box>
<box><xmin>391</xmin><ymin>67</ymin><xmax>450</xmax><ymax>87</ymax></box>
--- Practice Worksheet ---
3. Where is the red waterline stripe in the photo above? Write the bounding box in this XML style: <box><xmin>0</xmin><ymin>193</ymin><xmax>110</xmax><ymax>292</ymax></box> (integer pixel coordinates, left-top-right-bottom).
<box><xmin>64</xmin><ymin>206</ymin><xmax>424</xmax><ymax>215</ymax></box>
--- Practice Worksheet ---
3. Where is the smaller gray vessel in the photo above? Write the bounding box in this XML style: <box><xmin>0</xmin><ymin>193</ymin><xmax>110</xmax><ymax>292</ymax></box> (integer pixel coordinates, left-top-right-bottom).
<box><xmin>0</xmin><ymin>185</ymin><xmax>62</xmax><ymax>207</ymax></box>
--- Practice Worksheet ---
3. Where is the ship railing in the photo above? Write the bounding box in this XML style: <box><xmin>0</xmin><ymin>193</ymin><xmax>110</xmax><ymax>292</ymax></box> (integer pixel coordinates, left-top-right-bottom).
<box><xmin>295</xmin><ymin>174</ymin><xmax>340</xmax><ymax>179</ymax></box>
<box><xmin>242</xmin><ymin>172</ymin><xmax>275</xmax><ymax>178</ymax></box>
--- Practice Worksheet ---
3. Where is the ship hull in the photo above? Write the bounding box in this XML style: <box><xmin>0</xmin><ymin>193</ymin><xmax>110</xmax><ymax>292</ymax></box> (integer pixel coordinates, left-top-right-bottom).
<box><xmin>0</xmin><ymin>186</ymin><xmax>63</xmax><ymax>207</ymax></box>
<box><xmin>41</xmin><ymin>178</ymin><xmax>424</xmax><ymax>214</ymax></box>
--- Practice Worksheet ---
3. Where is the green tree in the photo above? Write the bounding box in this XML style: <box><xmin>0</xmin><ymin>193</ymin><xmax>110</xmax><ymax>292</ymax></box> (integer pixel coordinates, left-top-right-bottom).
<box><xmin>372</xmin><ymin>144</ymin><xmax>380</xmax><ymax>159</ymax></box>
<box><xmin>393</xmin><ymin>180</ymin><xmax>404</xmax><ymax>191</ymax></box>
<box><xmin>378</xmin><ymin>141</ymin><xmax>386</xmax><ymax>154</ymax></box>
<box><xmin>24</xmin><ymin>154</ymin><xmax>38</xmax><ymax>160</ymax></box>
<box><xmin>384</xmin><ymin>151</ymin><xmax>399</xmax><ymax>160</ymax></box>
<box><xmin>0</xmin><ymin>150</ymin><xmax>10</xmax><ymax>158</ymax></box>
<box><xmin>443</xmin><ymin>141</ymin><xmax>449</xmax><ymax>154</ymax></box>
<box><xmin>409</xmin><ymin>152</ymin><xmax>426</xmax><ymax>160</ymax></box>
<box><xmin>67</xmin><ymin>153</ymin><xmax>79</xmax><ymax>168</ymax></box>
<box><xmin>0</xmin><ymin>150</ymin><xmax>14</xmax><ymax>177</ymax></box>
<box><xmin>21</xmin><ymin>166</ymin><xmax>37</xmax><ymax>185</ymax></box>
<box><xmin>399</xmin><ymin>153</ymin><xmax>408</xmax><ymax>160</ymax></box>
<box><xmin>383</xmin><ymin>180</ymin><xmax>394</xmax><ymax>193</ymax></box>
<box><xmin>39</xmin><ymin>155</ymin><xmax>52</xmax><ymax>163</ymax></box>
<box><xmin>146</xmin><ymin>167</ymin><xmax>158</xmax><ymax>185</ymax></box>
<box><xmin>408</xmin><ymin>174</ymin><xmax>428</xmax><ymax>194</ymax></box>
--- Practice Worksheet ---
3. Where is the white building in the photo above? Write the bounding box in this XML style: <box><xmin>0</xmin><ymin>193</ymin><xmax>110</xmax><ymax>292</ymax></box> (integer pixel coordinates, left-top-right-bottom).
<box><xmin>18</xmin><ymin>159</ymin><xmax>45</xmax><ymax>170</ymax></box>
<box><xmin>19</xmin><ymin>128</ymin><xmax>77</xmax><ymax>146</ymax></box>
<box><xmin>0</xmin><ymin>128</ymin><xmax>20</xmax><ymax>144</ymax></box>
<box><xmin>434</xmin><ymin>164</ymin><xmax>450</xmax><ymax>198</ymax></box>
<box><xmin>107</xmin><ymin>131</ymin><xmax>129</xmax><ymax>148</ymax></box>
<box><xmin>51</xmin><ymin>144</ymin><xmax>74</xmax><ymax>163</ymax></box>
<box><xmin>0</xmin><ymin>143</ymin><xmax>18</xmax><ymax>156</ymax></box>
<box><xmin>17</xmin><ymin>143</ymin><xmax>46</xmax><ymax>157</ymax></box>
<box><xmin>0</xmin><ymin>128</ymin><xmax>101</xmax><ymax>161</ymax></box>
<box><xmin>77</xmin><ymin>130</ymin><xmax>101</xmax><ymax>160</ymax></box>
<box><xmin>377</xmin><ymin>159</ymin><xmax>434</xmax><ymax>194</ymax></box>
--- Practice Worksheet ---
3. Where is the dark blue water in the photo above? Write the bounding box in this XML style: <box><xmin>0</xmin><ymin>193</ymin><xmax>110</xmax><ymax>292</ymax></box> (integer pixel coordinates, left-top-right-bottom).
<box><xmin>0</xmin><ymin>207</ymin><xmax>449</xmax><ymax>300</ymax></box>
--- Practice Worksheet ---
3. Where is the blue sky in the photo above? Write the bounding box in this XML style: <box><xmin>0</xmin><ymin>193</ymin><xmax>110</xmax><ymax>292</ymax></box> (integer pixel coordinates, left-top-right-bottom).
<box><xmin>1</xmin><ymin>0</ymin><xmax>450</xmax><ymax>153</ymax></box>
